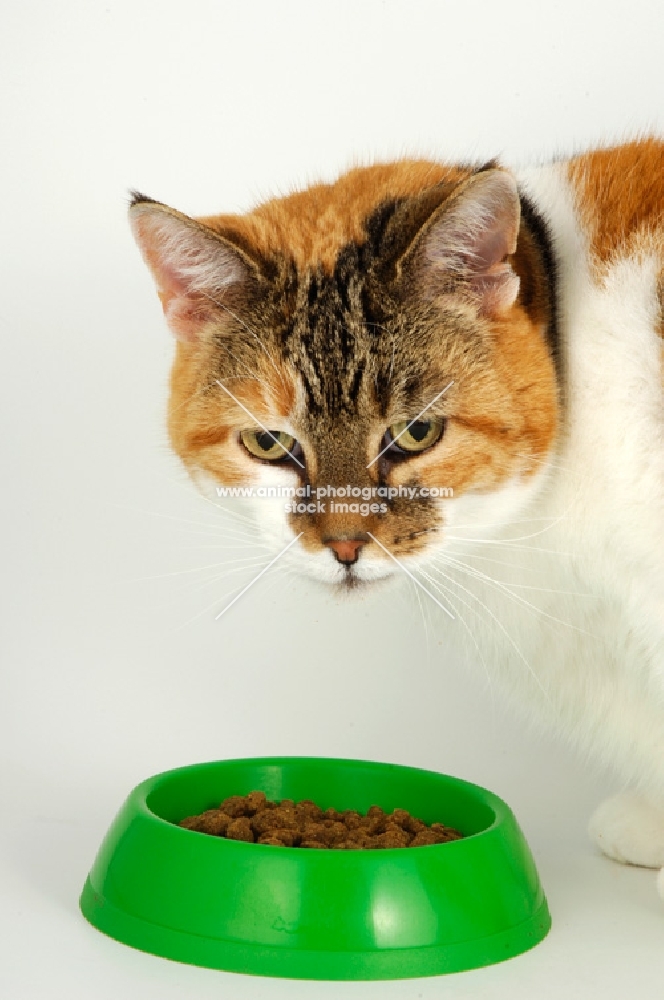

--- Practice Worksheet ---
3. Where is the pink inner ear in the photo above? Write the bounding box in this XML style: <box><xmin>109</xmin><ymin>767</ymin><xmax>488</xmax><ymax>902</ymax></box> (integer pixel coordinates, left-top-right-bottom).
<box><xmin>473</xmin><ymin>267</ymin><xmax>521</xmax><ymax>317</ymax></box>
<box><xmin>424</xmin><ymin>171</ymin><xmax>521</xmax><ymax>316</ymax></box>
<box><xmin>162</xmin><ymin>294</ymin><xmax>213</xmax><ymax>343</ymax></box>
<box><xmin>130</xmin><ymin>203</ymin><xmax>247</xmax><ymax>342</ymax></box>
<box><xmin>472</xmin><ymin>225</ymin><xmax>514</xmax><ymax>272</ymax></box>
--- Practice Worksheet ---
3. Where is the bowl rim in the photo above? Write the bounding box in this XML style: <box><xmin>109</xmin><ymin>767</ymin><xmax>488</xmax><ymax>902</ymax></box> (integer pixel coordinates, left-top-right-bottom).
<box><xmin>136</xmin><ymin>754</ymin><xmax>509</xmax><ymax>853</ymax></box>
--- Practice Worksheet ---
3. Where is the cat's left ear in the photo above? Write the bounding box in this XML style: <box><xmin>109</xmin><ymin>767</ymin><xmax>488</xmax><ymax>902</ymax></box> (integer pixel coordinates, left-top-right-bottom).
<box><xmin>404</xmin><ymin>169</ymin><xmax>521</xmax><ymax>317</ymax></box>
<box><xmin>129</xmin><ymin>194</ymin><xmax>256</xmax><ymax>342</ymax></box>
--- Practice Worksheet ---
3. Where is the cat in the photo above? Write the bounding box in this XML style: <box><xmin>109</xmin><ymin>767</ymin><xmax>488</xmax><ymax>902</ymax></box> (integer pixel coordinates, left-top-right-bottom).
<box><xmin>129</xmin><ymin>139</ymin><xmax>664</xmax><ymax>900</ymax></box>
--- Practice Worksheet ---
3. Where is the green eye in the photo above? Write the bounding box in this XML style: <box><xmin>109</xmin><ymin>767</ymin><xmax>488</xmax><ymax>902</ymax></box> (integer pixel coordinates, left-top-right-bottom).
<box><xmin>240</xmin><ymin>429</ymin><xmax>296</xmax><ymax>461</ymax></box>
<box><xmin>387</xmin><ymin>417</ymin><xmax>445</xmax><ymax>453</ymax></box>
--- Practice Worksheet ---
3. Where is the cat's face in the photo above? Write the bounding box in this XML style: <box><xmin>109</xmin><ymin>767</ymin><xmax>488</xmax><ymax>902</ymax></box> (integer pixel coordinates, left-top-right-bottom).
<box><xmin>130</xmin><ymin>161</ymin><xmax>559</xmax><ymax>590</ymax></box>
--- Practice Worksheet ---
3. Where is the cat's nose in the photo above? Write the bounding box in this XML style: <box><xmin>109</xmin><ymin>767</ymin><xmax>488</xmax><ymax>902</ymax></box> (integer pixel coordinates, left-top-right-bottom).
<box><xmin>324</xmin><ymin>537</ymin><xmax>368</xmax><ymax>565</ymax></box>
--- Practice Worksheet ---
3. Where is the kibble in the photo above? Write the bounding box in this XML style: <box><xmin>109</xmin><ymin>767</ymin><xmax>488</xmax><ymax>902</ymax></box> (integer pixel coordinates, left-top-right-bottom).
<box><xmin>178</xmin><ymin>793</ymin><xmax>463</xmax><ymax>849</ymax></box>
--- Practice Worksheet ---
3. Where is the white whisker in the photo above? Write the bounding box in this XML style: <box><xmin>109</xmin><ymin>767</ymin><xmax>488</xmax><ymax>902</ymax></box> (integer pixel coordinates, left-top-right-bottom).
<box><xmin>110</xmin><ymin>501</ymin><xmax>257</xmax><ymax>535</ymax></box>
<box><xmin>446</xmin><ymin>537</ymin><xmax>573</xmax><ymax>556</ymax></box>
<box><xmin>441</xmin><ymin>553</ymin><xmax>591</xmax><ymax>597</ymax></box>
<box><xmin>367</xmin><ymin>532</ymin><xmax>454</xmax><ymax>619</ymax></box>
<box><xmin>131</xmin><ymin>552</ymin><xmax>269</xmax><ymax>582</ymax></box>
<box><xmin>164</xmin><ymin>526</ymin><xmax>269</xmax><ymax>545</ymax></box>
<box><xmin>150</xmin><ymin>563</ymin><xmax>269</xmax><ymax>610</ymax></box>
<box><xmin>415</xmin><ymin>565</ymin><xmax>496</xmax><ymax>709</ymax></box>
<box><xmin>146</xmin><ymin>466</ymin><xmax>264</xmax><ymax>529</ymax></box>
<box><xmin>437</xmin><ymin>555</ymin><xmax>598</xmax><ymax>636</ymax></box>
<box><xmin>170</xmin><ymin>537</ymin><xmax>271</xmax><ymax>549</ymax></box>
<box><xmin>514</xmin><ymin>449</ymin><xmax>572</xmax><ymax>474</ymax></box>
<box><xmin>408</xmin><ymin>576</ymin><xmax>432</xmax><ymax>663</ymax></box>
<box><xmin>442</xmin><ymin>512</ymin><xmax>569</xmax><ymax>533</ymax></box>
<box><xmin>446</xmin><ymin>504</ymin><xmax>575</xmax><ymax>545</ymax></box>
<box><xmin>422</xmin><ymin>562</ymin><xmax>552</xmax><ymax>704</ymax></box>
<box><xmin>173</xmin><ymin>557</ymin><xmax>274</xmax><ymax>601</ymax></box>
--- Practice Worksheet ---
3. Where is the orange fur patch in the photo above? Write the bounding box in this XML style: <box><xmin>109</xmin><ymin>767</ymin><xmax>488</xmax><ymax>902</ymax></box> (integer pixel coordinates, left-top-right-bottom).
<box><xmin>199</xmin><ymin>161</ymin><xmax>470</xmax><ymax>274</ymax></box>
<box><xmin>568</xmin><ymin>138</ymin><xmax>664</xmax><ymax>289</ymax></box>
<box><xmin>421</xmin><ymin>306</ymin><xmax>558</xmax><ymax>497</ymax></box>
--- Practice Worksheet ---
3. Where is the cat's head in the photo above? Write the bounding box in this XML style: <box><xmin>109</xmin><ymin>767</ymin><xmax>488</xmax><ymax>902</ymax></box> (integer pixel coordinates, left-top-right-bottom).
<box><xmin>130</xmin><ymin>161</ymin><xmax>559</xmax><ymax>589</ymax></box>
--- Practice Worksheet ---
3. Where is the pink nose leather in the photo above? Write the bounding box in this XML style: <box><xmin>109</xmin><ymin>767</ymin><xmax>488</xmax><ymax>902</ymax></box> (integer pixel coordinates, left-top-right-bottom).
<box><xmin>325</xmin><ymin>538</ymin><xmax>367</xmax><ymax>564</ymax></box>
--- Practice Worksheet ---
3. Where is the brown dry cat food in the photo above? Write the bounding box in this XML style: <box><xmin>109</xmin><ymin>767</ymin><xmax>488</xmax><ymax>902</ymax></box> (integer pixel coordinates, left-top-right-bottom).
<box><xmin>178</xmin><ymin>792</ymin><xmax>463</xmax><ymax>849</ymax></box>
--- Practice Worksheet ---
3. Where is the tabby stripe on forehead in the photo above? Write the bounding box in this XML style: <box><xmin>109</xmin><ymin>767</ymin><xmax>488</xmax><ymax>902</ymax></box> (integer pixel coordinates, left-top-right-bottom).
<box><xmin>362</xmin><ymin>197</ymin><xmax>403</xmax><ymax>258</ymax></box>
<box><xmin>298</xmin><ymin>369</ymin><xmax>322</xmax><ymax>415</ymax></box>
<box><xmin>295</xmin><ymin>263</ymin><xmax>364</xmax><ymax>415</ymax></box>
<box><xmin>307</xmin><ymin>274</ymin><xmax>318</xmax><ymax>308</ymax></box>
<box><xmin>299</xmin><ymin>337</ymin><xmax>325</xmax><ymax>412</ymax></box>
<box><xmin>277</xmin><ymin>198</ymin><xmax>419</xmax><ymax>418</ymax></box>
<box><xmin>348</xmin><ymin>360</ymin><xmax>365</xmax><ymax>404</ymax></box>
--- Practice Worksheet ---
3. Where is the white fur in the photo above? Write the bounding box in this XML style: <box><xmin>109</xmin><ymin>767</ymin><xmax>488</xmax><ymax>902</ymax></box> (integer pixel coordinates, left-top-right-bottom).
<box><xmin>425</xmin><ymin>161</ymin><xmax>664</xmax><ymax>898</ymax></box>
<box><xmin>588</xmin><ymin>793</ymin><xmax>664</xmax><ymax>867</ymax></box>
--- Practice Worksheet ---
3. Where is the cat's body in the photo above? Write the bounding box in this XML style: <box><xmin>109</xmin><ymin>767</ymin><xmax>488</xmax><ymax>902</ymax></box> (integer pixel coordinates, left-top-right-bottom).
<box><xmin>455</xmin><ymin>154</ymin><xmax>664</xmax><ymax>824</ymax></box>
<box><xmin>130</xmin><ymin>139</ymin><xmax>664</xmax><ymax>897</ymax></box>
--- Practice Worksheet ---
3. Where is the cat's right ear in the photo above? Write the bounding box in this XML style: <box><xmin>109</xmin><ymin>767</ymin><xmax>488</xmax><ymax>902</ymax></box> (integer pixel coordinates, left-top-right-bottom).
<box><xmin>129</xmin><ymin>194</ymin><xmax>254</xmax><ymax>342</ymax></box>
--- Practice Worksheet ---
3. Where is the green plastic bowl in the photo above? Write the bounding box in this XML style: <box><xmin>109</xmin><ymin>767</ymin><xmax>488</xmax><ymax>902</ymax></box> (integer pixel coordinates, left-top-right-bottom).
<box><xmin>80</xmin><ymin>757</ymin><xmax>550</xmax><ymax>979</ymax></box>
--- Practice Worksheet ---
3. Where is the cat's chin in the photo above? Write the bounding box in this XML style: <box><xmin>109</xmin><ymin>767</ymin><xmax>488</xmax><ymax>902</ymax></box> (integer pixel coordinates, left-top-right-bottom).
<box><xmin>287</xmin><ymin>548</ymin><xmax>400</xmax><ymax>592</ymax></box>
<box><xmin>340</xmin><ymin>564</ymin><xmax>401</xmax><ymax>593</ymax></box>
<box><xmin>305</xmin><ymin>565</ymin><xmax>400</xmax><ymax>597</ymax></box>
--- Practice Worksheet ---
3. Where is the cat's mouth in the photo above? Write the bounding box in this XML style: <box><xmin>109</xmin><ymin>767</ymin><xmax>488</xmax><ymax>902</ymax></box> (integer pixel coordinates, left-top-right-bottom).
<box><xmin>291</xmin><ymin>538</ymin><xmax>402</xmax><ymax>592</ymax></box>
<box><xmin>337</xmin><ymin>563</ymin><xmax>369</xmax><ymax>591</ymax></box>
<box><xmin>325</xmin><ymin>555</ymin><xmax>389</xmax><ymax>587</ymax></box>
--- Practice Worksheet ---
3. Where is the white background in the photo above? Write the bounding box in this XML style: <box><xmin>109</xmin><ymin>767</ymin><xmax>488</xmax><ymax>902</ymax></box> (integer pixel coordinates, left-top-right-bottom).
<box><xmin>2</xmin><ymin>2</ymin><xmax>663</xmax><ymax>997</ymax></box>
